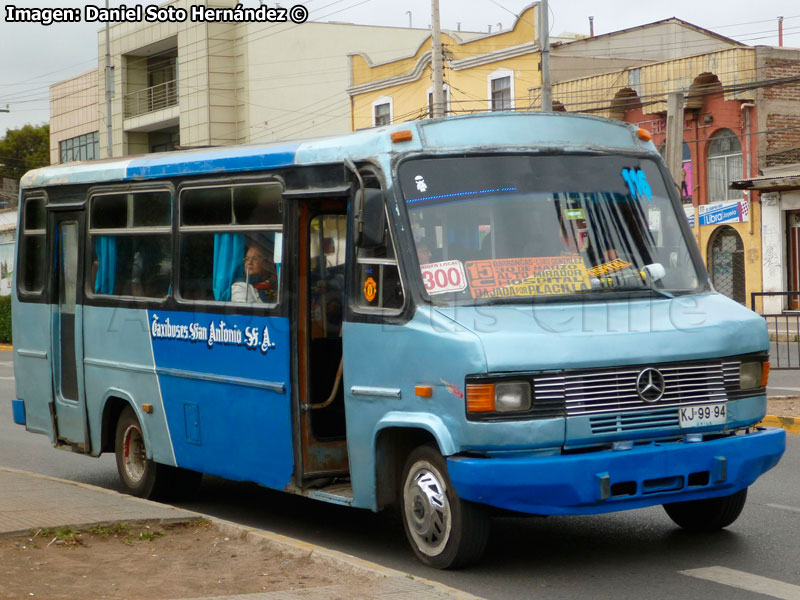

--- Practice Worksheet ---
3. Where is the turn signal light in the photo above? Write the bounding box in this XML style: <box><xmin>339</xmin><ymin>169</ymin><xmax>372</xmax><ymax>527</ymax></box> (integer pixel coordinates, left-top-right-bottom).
<box><xmin>762</xmin><ymin>362</ymin><xmax>771</xmax><ymax>387</ymax></box>
<box><xmin>415</xmin><ymin>385</ymin><xmax>433</xmax><ymax>398</ymax></box>
<box><xmin>637</xmin><ymin>128</ymin><xmax>652</xmax><ymax>141</ymax></box>
<box><xmin>466</xmin><ymin>383</ymin><xmax>495</xmax><ymax>413</ymax></box>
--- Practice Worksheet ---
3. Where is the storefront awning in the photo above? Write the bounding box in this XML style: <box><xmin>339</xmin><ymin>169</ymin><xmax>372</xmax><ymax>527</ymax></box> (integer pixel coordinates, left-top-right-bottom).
<box><xmin>730</xmin><ymin>172</ymin><xmax>800</xmax><ymax>191</ymax></box>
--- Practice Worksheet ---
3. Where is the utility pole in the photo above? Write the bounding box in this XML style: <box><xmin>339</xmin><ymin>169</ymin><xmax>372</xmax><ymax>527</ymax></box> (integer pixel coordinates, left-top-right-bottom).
<box><xmin>540</xmin><ymin>0</ymin><xmax>552</xmax><ymax>111</ymax></box>
<box><xmin>105</xmin><ymin>0</ymin><xmax>114</xmax><ymax>157</ymax></box>
<box><xmin>431</xmin><ymin>0</ymin><xmax>445</xmax><ymax>118</ymax></box>
<box><xmin>666</xmin><ymin>92</ymin><xmax>694</xmax><ymax>236</ymax></box>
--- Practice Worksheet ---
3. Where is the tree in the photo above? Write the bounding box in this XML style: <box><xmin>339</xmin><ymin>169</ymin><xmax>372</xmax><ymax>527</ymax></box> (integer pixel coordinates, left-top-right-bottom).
<box><xmin>0</xmin><ymin>123</ymin><xmax>50</xmax><ymax>180</ymax></box>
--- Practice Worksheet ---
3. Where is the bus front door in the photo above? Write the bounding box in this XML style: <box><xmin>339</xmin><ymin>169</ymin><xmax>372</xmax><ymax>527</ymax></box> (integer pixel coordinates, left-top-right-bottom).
<box><xmin>50</xmin><ymin>212</ymin><xmax>89</xmax><ymax>451</ymax></box>
<box><xmin>296</xmin><ymin>201</ymin><xmax>349</xmax><ymax>483</ymax></box>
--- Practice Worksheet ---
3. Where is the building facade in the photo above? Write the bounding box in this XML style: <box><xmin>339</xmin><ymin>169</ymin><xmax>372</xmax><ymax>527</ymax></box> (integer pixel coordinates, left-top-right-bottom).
<box><xmin>348</xmin><ymin>4</ymin><xmax>741</xmax><ymax>130</ymax></box>
<box><xmin>49</xmin><ymin>0</ymin><xmax>432</xmax><ymax>161</ymax></box>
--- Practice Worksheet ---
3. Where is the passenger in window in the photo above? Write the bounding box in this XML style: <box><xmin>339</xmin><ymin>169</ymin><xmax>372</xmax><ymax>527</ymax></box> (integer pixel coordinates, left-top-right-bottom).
<box><xmin>231</xmin><ymin>244</ymin><xmax>277</xmax><ymax>302</ymax></box>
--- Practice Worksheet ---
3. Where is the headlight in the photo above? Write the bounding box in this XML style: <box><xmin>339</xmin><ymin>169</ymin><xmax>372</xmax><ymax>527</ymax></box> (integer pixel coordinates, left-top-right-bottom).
<box><xmin>495</xmin><ymin>382</ymin><xmax>532</xmax><ymax>412</ymax></box>
<box><xmin>739</xmin><ymin>361</ymin><xmax>766</xmax><ymax>390</ymax></box>
<box><xmin>466</xmin><ymin>381</ymin><xmax>531</xmax><ymax>414</ymax></box>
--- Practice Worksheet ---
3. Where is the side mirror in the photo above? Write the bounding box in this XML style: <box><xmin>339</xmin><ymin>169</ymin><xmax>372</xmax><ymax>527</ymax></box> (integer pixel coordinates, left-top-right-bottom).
<box><xmin>355</xmin><ymin>189</ymin><xmax>386</xmax><ymax>248</ymax></box>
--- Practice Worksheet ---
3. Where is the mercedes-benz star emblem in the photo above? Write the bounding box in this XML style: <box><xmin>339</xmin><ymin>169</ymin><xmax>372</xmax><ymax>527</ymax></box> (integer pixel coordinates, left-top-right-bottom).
<box><xmin>636</xmin><ymin>368</ymin><xmax>665</xmax><ymax>403</ymax></box>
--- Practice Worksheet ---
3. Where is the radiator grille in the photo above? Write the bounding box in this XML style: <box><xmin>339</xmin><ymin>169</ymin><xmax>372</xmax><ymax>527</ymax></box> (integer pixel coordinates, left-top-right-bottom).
<box><xmin>533</xmin><ymin>359</ymin><xmax>742</xmax><ymax>423</ymax></box>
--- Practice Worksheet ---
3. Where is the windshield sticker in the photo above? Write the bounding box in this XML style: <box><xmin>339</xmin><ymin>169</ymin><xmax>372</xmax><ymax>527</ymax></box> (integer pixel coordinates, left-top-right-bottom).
<box><xmin>621</xmin><ymin>168</ymin><xmax>653</xmax><ymax>202</ymax></box>
<box><xmin>586</xmin><ymin>259</ymin><xmax>633</xmax><ymax>277</ymax></box>
<box><xmin>465</xmin><ymin>256</ymin><xmax>591</xmax><ymax>299</ymax></box>
<box><xmin>565</xmin><ymin>208</ymin><xmax>585</xmax><ymax>220</ymax></box>
<box><xmin>421</xmin><ymin>260</ymin><xmax>468</xmax><ymax>295</ymax></box>
<box><xmin>363</xmin><ymin>277</ymin><xmax>377</xmax><ymax>303</ymax></box>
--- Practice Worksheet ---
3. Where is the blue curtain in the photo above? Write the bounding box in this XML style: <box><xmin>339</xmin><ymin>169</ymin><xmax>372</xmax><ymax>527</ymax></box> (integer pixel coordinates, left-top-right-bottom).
<box><xmin>94</xmin><ymin>236</ymin><xmax>117</xmax><ymax>294</ymax></box>
<box><xmin>213</xmin><ymin>233</ymin><xmax>245</xmax><ymax>301</ymax></box>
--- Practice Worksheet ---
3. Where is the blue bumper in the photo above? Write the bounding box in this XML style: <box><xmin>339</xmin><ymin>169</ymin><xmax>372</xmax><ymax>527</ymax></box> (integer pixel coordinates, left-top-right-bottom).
<box><xmin>12</xmin><ymin>399</ymin><xmax>26</xmax><ymax>425</ymax></box>
<box><xmin>447</xmin><ymin>427</ymin><xmax>786</xmax><ymax>515</ymax></box>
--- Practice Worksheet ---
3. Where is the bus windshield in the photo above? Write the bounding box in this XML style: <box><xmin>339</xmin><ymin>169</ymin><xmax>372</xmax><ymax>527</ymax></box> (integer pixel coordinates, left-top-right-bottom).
<box><xmin>399</xmin><ymin>154</ymin><xmax>704</xmax><ymax>304</ymax></box>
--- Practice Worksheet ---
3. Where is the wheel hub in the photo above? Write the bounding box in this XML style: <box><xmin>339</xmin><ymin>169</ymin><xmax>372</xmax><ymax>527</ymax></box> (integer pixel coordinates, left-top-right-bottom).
<box><xmin>404</xmin><ymin>465</ymin><xmax>451</xmax><ymax>555</ymax></box>
<box><xmin>122</xmin><ymin>424</ymin><xmax>147</xmax><ymax>483</ymax></box>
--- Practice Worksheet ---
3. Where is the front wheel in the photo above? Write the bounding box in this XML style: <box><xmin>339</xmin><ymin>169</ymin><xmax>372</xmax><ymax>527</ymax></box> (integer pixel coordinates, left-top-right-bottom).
<box><xmin>400</xmin><ymin>445</ymin><xmax>489</xmax><ymax>569</ymax></box>
<box><xmin>663</xmin><ymin>488</ymin><xmax>747</xmax><ymax>531</ymax></box>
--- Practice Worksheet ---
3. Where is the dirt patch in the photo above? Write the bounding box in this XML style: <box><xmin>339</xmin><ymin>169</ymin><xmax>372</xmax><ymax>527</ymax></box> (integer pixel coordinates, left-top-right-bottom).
<box><xmin>0</xmin><ymin>520</ymin><xmax>378</xmax><ymax>600</ymax></box>
<box><xmin>767</xmin><ymin>396</ymin><xmax>800</xmax><ymax>417</ymax></box>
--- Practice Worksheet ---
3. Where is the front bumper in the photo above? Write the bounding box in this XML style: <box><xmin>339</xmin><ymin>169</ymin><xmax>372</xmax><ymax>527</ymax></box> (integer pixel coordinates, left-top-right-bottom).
<box><xmin>447</xmin><ymin>427</ymin><xmax>785</xmax><ymax>515</ymax></box>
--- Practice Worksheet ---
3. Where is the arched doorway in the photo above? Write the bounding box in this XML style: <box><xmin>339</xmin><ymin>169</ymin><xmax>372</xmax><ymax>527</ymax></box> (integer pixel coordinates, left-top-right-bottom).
<box><xmin>708</xmin><ymin>226</ymin><xmax>745</xmax><ymax>304</ymax></box>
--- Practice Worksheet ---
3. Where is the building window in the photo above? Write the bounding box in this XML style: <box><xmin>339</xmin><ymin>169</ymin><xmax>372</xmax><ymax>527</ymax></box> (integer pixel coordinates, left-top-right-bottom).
<box><xmin>373</xmin><ymin>97</ymin><xmax>392</xmax><ymax>127</ymax></box>
<box><xmin>708</xmin><ymin>129</ymin><xmax>744</xmax><ymax>202</ymax></box>
<box><xmin>488</xmin><ymin>69</ymin><xmax>514</xmax><ymax>112</ymax></box>
<box><xmin>60</xmin><ymin>132</ymin><xmax>99</xmax><ymax>163</ymax></box>
<box><xmin>427</xmin><ymin>85</ymin><xmax>450</xmax><ymax>117</ymax></box>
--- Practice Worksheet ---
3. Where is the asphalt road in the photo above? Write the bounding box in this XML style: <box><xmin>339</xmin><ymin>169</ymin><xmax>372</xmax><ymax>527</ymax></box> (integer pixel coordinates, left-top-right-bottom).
<box><xmin>2</xmin><ymin>353</ymin><xmax>799</xmax><ymax>600</ymax></box>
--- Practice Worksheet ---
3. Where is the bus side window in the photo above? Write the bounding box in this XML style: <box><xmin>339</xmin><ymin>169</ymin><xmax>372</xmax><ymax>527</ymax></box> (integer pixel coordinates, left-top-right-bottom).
<box><xmin>18</xmin><ymin>195</ymin><xmax>47</xmax><ymax>295</ymax></box>
<box><xmin>354</xmin><ymin>201</ymin><xmax>404</xmax><ymax>312</ymax></box>
<box><xmin>178</xmin><ymin>182</ymin><xmax>283</xmax><ymax>304</ymax></box>
<box><xmin>88</xmin><ymin>190</ymin><xmax>172</xmax><ymax>299</ymax></box>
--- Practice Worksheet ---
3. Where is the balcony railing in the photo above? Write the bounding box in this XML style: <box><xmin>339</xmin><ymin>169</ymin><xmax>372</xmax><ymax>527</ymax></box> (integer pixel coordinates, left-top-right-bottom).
<box><xmin>124</xmin><ymin>80</ymin><xmax>178</xmax><ymax>118</ymax></box>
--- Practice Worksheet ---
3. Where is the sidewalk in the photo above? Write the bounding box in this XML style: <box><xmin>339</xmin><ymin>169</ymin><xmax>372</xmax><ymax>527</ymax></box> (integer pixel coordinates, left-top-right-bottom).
<box><xmin>0</xmin><ymin>467</ymin><xmax>484</xmax><ymax>600</ymax></box>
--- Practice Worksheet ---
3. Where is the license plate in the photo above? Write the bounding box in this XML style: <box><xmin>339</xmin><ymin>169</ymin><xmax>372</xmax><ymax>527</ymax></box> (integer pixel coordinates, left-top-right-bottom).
<box><xmin>679</xmin><ymin>403</ymin><xmax>726</xmax><ymax>428</ymax></box>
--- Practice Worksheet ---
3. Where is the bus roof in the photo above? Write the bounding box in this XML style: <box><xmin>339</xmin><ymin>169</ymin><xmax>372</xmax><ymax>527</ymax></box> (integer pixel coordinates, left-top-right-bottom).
<box><xmin>22</xmin><ymin>112</ymin><xmax>653</xmax><ymax>189</ymax></box>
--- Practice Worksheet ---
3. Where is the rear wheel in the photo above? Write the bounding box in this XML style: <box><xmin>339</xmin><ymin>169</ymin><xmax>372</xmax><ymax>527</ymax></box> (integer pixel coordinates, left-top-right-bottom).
<box><xmin>114</xmin><ymin>405</ymin><xmax>201</xmax><ymax>500</ymax></box>
<box><xmin>663</xmin><ymin>488</ymin><xmax>747</xmax><ymax>531</ymax></box>
<box><xmin>400</xmin><ymin>445</ymin><xmax>489</xmax><ymax>569</ymax></box>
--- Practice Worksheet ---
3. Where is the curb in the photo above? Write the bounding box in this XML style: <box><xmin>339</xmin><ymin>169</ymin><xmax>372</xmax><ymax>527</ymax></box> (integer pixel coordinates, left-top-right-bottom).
<box><xmin>0</xmin><ymin>467</ymin><xmax>485</xmax><ymax>600</ymax></box>
<box><xmin>759</xmin><ymin>415</ymin><xmax>800</xmax><ymax>435</ymax></box>
<box><xmin>0</xmin><ymin>344</ymin><xmax>12</xmax><ymax>352</ymax></box>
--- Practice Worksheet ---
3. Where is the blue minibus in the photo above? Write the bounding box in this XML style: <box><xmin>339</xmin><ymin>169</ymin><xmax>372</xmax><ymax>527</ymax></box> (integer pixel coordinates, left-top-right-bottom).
<box><xmin>12</xmin><ymin>112</ymin><xmax>785</xmax><ymax>568</ymax></box>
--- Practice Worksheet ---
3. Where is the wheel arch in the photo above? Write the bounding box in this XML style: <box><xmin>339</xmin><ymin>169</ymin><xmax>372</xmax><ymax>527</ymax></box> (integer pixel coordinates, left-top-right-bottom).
<box><xmin>100</xmin><ymin>390</ymin><xmax>147</xmax><ymax>457</ymax></box>
<box><xmin>373</xmin><ymin>412</ymin><xmax>456</xmax><ymax>510</ymax></box>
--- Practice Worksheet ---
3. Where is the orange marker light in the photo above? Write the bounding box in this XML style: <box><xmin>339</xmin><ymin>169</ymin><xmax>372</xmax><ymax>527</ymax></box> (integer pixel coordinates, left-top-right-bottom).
<box><xmin>762</xmin><ymin>362</ymin><xmax>771</xmax><ymax>387</ymax></box>
<box><xmin>415</xmin><ymin>385</ymin><xmax>433</xmax><ymax>398</ymax></box>
<box><xmin>637</xmin><ymin>128</ymin><xmax>652</xmax><ymax>141</ymax></box>
<box><xmin>391</xmin><ymin>130</ymin><xmax>413</xmax><ymax>143</ymax></box>
<box><xmin>466</xmin><ymin>383</ymin><xmax>495</xmax><ymax>413</ymax></box>
<box><xmin>142</xmin><ymin>404</ymin><xmax>154</xmax><ymax>414</ymax></box>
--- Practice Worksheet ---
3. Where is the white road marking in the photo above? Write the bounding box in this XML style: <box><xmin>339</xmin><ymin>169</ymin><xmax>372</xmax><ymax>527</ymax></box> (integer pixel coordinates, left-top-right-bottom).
<box><xmin>768</xmin><ymin>386</ymin><xmax>800</xmax><ymax>392</ymax></box>
<box><xmin>0</xmin><ymin>375</ymin><xmax>14</xmax><ymax>380</ymax></box>
<box><xmin>681</xmin><ymin>567</ymin><xmax>800</xmax><ymax>600</ymax></box>
<box><xmin>767</xmin><ymin>504</ymin><xmax>800</xmax><ymax>514</ymax></box>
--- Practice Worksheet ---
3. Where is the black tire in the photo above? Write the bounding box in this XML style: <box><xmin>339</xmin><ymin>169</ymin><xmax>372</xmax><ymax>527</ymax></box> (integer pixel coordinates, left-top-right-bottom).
<box><xmin>114</xmin><ymin>405</ymin><xmax>202</xmax><ymax>501</ymax></box>
<box><xmin>663</xmin><ymin>488</ymin><xmax>748</xmax><ymax>531</ymax></box>
<box><xmin>400</xmin><ymin>444</ymin><xmax>489</xmax><ymax>569</ymax></box>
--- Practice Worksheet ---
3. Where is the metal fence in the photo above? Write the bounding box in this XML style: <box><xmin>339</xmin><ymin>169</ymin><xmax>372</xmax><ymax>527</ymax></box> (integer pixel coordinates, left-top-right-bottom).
<box><xmin>124</xmin><ymin>80</ymin><xmax>178</xmax><ymax>118</ymax></box>
<box><xmin>751</xmin><ymin>291</ymin><xmax>800</xmax><ymax>369</ymax></box>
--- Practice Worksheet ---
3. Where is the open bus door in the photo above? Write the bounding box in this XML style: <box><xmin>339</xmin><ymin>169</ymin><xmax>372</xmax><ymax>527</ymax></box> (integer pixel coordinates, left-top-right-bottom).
<box><xmin>49</xmin><ymin>208</ymin><xmax>90</xmax><ymax>451</ymax></box>
<box><xmin>291</xmin><ymin>192</ymin><xmax>350</xmax><ymax>486</ymax></box>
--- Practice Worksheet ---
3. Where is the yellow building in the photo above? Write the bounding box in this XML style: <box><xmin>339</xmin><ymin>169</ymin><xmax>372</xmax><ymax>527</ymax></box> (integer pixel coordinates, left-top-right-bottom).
<box><xmin>348</xmin><ymin>4</ymin><xmax>542</xmax><ymax>130</ymax></box>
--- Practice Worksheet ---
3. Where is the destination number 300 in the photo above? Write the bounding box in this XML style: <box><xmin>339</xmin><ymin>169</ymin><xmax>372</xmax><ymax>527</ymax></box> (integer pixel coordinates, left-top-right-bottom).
<box><xmin>421</xmin><ymin>261</ymin><xmax>468</xmax><ymax>294</ymax></box>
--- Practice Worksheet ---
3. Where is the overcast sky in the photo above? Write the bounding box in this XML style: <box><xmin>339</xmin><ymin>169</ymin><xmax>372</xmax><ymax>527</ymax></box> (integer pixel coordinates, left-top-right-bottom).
<box><xmin>1</xmin><ymin>0</ymin><xmax>799</xmax><ymax>133</ymax></box>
